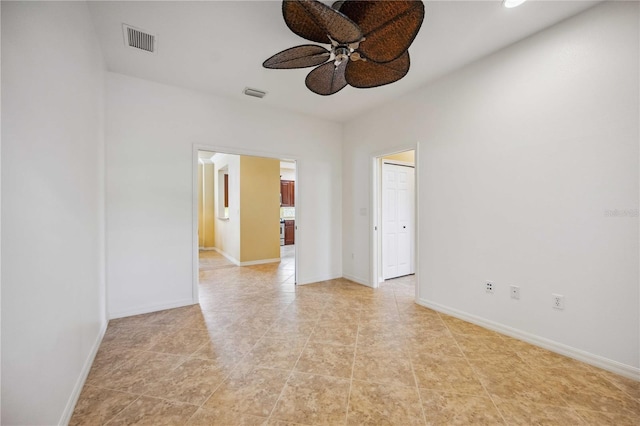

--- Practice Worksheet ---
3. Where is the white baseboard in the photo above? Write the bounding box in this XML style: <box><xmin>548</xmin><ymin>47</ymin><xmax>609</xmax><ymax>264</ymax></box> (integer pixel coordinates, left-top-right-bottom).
<box><xmin>418</xmin><ymin>298</ymin><xmax>640</xmax><ymax>381</ymax></box>
<box><xmin>211</xmin><ymin>247</ymin><xmax>279</xmax><ymax>267</ymax></box>
<box><xmin>109</xmin><ymin>298</ymin><xmax>197</xmax><ymax>320</ymax></box>
<box><xmin>342</xmin><ymin>273</ymin><xmax>371</xmax><ymax>287</ymax></box>
<box><xmin>297</xmin><ymin>272</ymin><xmax>342</xmax><ymax>286</ymax></box>
<box><xmin>198</xmin><ymin>247</ymin><xmax>216</xmax><ymax>251</ymax></box>
<box><xmin>59</xmin><ymin>320</ymin><xmax>108</xmax><ymax>425</ymax></box>
<box><xmin>211</xmin><ymin>247</ymin><xmax>240</xmax><ymax>266</ymax></box>
<box><xmin>239</xmin><ymin>258</ymin><xmax>280</xmax><ymax>266</ymax></box>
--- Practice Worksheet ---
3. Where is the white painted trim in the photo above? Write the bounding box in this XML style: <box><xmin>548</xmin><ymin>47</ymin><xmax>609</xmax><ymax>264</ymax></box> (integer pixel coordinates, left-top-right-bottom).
<box><xmin>297</xmin><ymin>272</ymin><xmax>342</xmax><ymax>286</ymax></box>
<box><xmin>418</xmin><ymin>298</ymin><xmax>640</xmax><ymax>381</ymax></box>
<box><xmin>343</xmin><ymin>274</ymin><xmax>371</xmax><ymax>287</ymax></box>
<box><xmin>193</xmin><ymin>143</ymin><xmax>300</xmax><ymax>288</ymax></box>
<box><xmin>239</xmin><ymin>258</ymin><xmax>280</xmax><ymax>266</ymax></box>
<box><xmin>371</xmin><ymin>155</ymin><xmax>380</xmax><ymax>288</ymax></box>
<box><xmin>109</xmin><ymin>299</ymin><xmax>196</xmax><ymax>320</ymax></box>
<box><xmin>191</xmin><ymin>146</ymin><xmax>201</xmax><ymax>304</ymax></box>
<box><xmin>58</xmin><ymin>320</ymin><xmax>108</xmax><ymax>425</ymax></box>
<box><xmin>381</xmin><ymin>161</ymin><xmax>416</xmax><ymax>279</ymax></box>
<box><xmin>194</xmin><ymin>143</ymin><xmax>298</xmax><ymax>165</ymax></box>
<box><xmin>413</xmin><ymin>142</ymin><xmax>421</xmax><ymax>302</ymax></box>
<box><xmin>371</xmin><ymin>145</ymin><xmax>418</xmax><ymax>290</ymax></box>
<box><xmin>293</xmin><ymin>164</ymin><xmax>298</xmax><ymax>285</ymax></box>
<box><xmin>211</xmin><ymin>246</ymin><xmax>240</xmax><ymax>266</ymax></box>
<box><xmin>212</xmin><ymin>248</ymin><xmax>283</xmax><ymax>267</ymax></box>
<box><xmin>198</xmin><ymin>247</ymin><xmax>216</xmax><ymax>251</ymax></box>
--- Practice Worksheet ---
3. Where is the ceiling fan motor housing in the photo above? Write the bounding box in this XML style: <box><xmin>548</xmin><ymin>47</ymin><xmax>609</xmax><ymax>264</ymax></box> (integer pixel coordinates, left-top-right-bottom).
<box><xmin>334</xmin><ymin>46</ymin><xmax>350</xmax><ymax>65</ymax></box>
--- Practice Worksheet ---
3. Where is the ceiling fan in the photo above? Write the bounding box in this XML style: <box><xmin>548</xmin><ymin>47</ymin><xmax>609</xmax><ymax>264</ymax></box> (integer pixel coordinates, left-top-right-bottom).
<box><xmin>263</xmin><ymin>0</ymin><xmax>425</xmax><ymax>96</ymax></box>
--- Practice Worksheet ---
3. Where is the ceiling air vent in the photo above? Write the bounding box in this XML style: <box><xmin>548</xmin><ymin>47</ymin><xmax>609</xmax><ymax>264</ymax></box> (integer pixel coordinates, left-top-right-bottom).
<box><xmin>122</xmin><ymin>24</ymin><xmax>156</xmax><ymax>54</ymax></box>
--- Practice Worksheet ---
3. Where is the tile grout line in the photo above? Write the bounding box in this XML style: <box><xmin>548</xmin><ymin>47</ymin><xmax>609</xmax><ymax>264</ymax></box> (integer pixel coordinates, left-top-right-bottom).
<box><xmin>344</xmin><ymin>311</ymin><xmax>362</xmax><ymax>426</ymax></box>
<box><xmin>439</xmin><ymin>312</ymin><xmax>509</xmax><ymax>425</ymax></box>
<box><xmin>81</xmin><ymin>384</ymin><xmax>206</xmax><ymax>418</ymax></box>
<box><xmin>511</xmin><ymin>354</ymin><xmax>577</xmax><ymax>411</ymax></box>
<box><xmin>264</xmin><ymin>301</ymin><xmax>323</xmax><ymax>424</ymax></box>
<box><xmin>78</xmin><ymin>257</ymin><xmax>636</xmax><ymax>425</ymax></box>
<box><xmin>75</xmin><ymin>383</ymin><xmax>142</xmax><ymax>425</ymax></box>
<box><xmin>185</xmin><ymin>298</ymin><xmax>290</xmax><ymax>421</ymax></box>
<box><xmin>190</xmin><ymin>341</ymin><xmax>242</xmax><ymax>409</ymax></box>
<box><xmin>398</xmin><ymin>287</ymin><xmax>429</xmax><ymax>426</ymax></box>
<box><xmin>84</xmin><ymin>346</ymin><xmax>149</xmax><ymax>385</ymax></box>
<box><xmin>445</xmin><ymin>321</ymin><xmax>584</xmax><ymax>416</ymax></box>
<box><xmin>103</xmin><ymin>395</ymin><xmax>142</xmax><ymax>426</ymax></box>
<box><xmin>137</xmin><ymin>339</ymin><xmax>260</xmax><ymax>421</ymax></box>
<box><xmin>117</xmin><ymin>393</ymin><xmax>201</xmax><ymax>408</ymax></box>
<box><xmin>106</xmin><ymin>393</ymin><xmax>202</xmax><ymax>426</ymax></box>
<box><xmin>592</xmin><ymin>370</ymin><xmax>640</xmax><ymax>402</ymax></box>
<box><xmin>561</xmin><ymin>406</ymin><xmax>592</xmax><ymax>425</ymax></box>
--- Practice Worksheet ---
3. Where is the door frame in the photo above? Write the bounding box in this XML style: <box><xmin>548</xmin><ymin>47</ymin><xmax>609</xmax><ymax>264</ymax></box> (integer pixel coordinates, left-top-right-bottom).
<box><xmin>370</xmin><ymin>145</ymin><xmax>420</xmax><ymax>300</ymax></box>
<box><xmin>192</xmin><ymin>144</ymin><xmax>299</xmax><ymax>302</ymax></box>
<box><xmin>381</xmin><ymin>160</ymin><xmax>416</xmax><ymax>280</ymax></box>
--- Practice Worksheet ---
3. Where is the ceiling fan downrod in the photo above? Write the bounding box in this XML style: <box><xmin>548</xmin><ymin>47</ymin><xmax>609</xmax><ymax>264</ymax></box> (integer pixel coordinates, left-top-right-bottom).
<box><xmin>330</xmin><ymin>36</ymin><xmax>364</xmax><ymax>66</ymax></box>
<box><xmin>333</xmin><ymin>46</ymin><xmax>349</xmax><ymax>65</ymax></box>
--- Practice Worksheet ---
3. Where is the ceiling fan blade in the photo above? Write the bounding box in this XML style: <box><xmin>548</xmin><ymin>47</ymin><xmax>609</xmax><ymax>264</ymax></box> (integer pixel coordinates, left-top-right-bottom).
<box><xmin>263</xmin><ymin>45</ymin><xmax>331</xmax><ymax>69</ymax></box>
<box><xmin>339</xmin><ymin>1</ymin><xmax>425</xmax><ymax>63</ymax></box>
<box><xmin>345</xmin><ymin>51</ymin><xmax>410</xmax><ymax>88</ymax></box>
<box><xmin>305</xmin><ymin>61</ymin><xmax>348</xmax><ymax>96</ymax></box>
<box><xmin>282</xmin><ymin>0</ymin><xmax>363</xmax><ymax>45</ymax></box>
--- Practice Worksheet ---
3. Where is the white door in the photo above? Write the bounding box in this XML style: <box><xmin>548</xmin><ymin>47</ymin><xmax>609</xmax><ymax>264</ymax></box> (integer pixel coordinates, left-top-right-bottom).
<box><xmin>382</xmin><ymin>162</ymin><xmax>415</xmax><ymax>280</ymax></box>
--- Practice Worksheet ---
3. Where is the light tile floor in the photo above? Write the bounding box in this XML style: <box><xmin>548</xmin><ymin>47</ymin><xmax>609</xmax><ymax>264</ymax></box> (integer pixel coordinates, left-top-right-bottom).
<box><xmin>71</xmin><ymin>248</ymin><xmax>639</xmax><ymax>425</ymax></box>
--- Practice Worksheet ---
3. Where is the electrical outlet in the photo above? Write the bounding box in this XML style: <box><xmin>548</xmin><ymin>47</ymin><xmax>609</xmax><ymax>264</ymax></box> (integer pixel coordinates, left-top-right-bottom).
<box><xmin>485</xmin><ymin>281</ymin><xmax>494</xmax><ymax>294</ymax></box>
<box><xmin>552</xmin><ymin>294</ymin><xmax>564</xmax><ymax>310</ymax></box>
<box><xmin>510</xmin><ymin>285</ymin><xmax>520</xmax><ymax>300</ymax></box>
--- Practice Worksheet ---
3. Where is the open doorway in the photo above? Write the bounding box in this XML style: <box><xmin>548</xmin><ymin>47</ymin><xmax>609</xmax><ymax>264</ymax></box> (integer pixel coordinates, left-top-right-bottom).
<box><xmin>372</xmin><ymin>149</ymin><xmax>417</xmax><ymax>293</ymax></box>
<box><xmin>279</xmin><ymin>160</ymin><xmax>297</xmax><ymax>276</ymax></box>
<box><xmin>195</xmin><ymin>149</ymin><xmax>297</xmax><ymax>296</ymax></box>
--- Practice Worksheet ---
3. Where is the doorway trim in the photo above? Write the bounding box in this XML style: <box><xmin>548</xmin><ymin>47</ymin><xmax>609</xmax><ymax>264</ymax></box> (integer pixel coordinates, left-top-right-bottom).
<box><xmin>192</xmin><ymin>143</ymin><xmax>299</xmax><ymax>302</ymax></box>
<box><xmin>370</xmin><ymin>144</ymin><xmax>420</xmax><ymax>300</ymax></box>
<box><xmin>381</xmin><ymin>160</ymin><xmax>416</xmax><ymax>280</ymax></box>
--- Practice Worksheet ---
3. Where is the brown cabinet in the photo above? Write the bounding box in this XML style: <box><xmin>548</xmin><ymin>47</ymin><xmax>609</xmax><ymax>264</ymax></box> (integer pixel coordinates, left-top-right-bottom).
<box><xmin>284</xmin><ymin>220</ymin><xmax>295</xmax><ymax>245</ymax></box>
<box><xmin>223</xmin><ymin>174</ymin><xmax>229</xmax><ymax>208</ymax></box>
<box><xmin>280</xmin><ymin>180</ymin><xmax>295</xmax><ymax>207</ymax></box>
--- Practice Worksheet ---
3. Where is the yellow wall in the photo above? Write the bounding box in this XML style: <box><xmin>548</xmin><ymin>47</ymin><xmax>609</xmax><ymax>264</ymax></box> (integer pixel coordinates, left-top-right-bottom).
<box><xmin>384</xmin><ymin>150</ymin><xmax>415</xmax><ymax>164</ymax></box>
<box><xmin>197</xmin><ymin>163</ymin><xmax>204</xmax><ymax>247</ymax></box>
<box><xmin>240</xmin><ymin>156</ymin><xmax>281</xmax><ymax>262</ymax></box>
<box><xmin>203</xmin><ymin>163</ymin><xmax>215</xmax><ymax>247</ymax></box>
<box><xmin>198</xmin><ymin>162</ymin><xmax>216</xmax><ymax>248</ymax></box>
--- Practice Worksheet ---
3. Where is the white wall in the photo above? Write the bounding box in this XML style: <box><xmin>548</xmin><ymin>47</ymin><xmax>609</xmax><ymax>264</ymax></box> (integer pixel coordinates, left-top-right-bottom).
<box><xmin>343</xmin><ymin>1</ymin><xmax>639</xmax><ymax>375</ymax></box>
<box><xmin>212</xmin><ymin>153</ymin><xmax>241</xmax><ymax>262</ymax></box>
<box><xmin>106</xmin><ymin>72</ymin><xmax>343</xmax><ymax>318</ymax></box>
<box><xmin>1</xmin><ymin>2</ymin><xmax>106</xmax><ymax>424</ymax></box>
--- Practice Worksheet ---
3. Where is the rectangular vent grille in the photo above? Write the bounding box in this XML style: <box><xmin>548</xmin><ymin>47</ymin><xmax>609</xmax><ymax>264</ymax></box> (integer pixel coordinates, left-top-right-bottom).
<box><xmin>123</xmin><ymin>24</ymin><xmax>155</xmax><ymax>53</ymax></box>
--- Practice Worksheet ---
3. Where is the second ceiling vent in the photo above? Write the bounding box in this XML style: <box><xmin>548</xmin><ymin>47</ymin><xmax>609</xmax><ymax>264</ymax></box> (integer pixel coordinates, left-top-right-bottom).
<box><xmin>122</xmin><ymin>24</ymin><xmax>156</xmax><ymax>54</ymax></box>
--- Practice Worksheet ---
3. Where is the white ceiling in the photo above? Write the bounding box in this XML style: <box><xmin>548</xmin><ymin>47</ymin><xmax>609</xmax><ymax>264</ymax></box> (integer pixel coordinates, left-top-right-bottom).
<box><xmin>88</xmin><ymin>0</ymin><xmax>600</xmax><ymax>123</ymax></box>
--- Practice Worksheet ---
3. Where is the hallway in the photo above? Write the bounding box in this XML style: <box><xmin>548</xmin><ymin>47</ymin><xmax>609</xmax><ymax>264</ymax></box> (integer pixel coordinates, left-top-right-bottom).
<box><xmin>70</xmin><ymin>255</ymin><xmax>638</xmax><ymax>424</ymax></box>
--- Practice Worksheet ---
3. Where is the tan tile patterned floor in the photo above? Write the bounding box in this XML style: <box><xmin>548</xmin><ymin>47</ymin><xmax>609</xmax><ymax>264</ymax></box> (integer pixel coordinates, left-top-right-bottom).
<box><xmin>71</xmin><ymin>248</ymin><xmax>639</xmax><ymax>425</ymax></box>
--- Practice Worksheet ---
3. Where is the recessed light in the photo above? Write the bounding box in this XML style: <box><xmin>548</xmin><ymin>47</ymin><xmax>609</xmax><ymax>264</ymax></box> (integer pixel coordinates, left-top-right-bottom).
<box><xmin>503</xmin><ymin>0</ymin><xmax>527</xmax><ymax>8</ymax></box>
